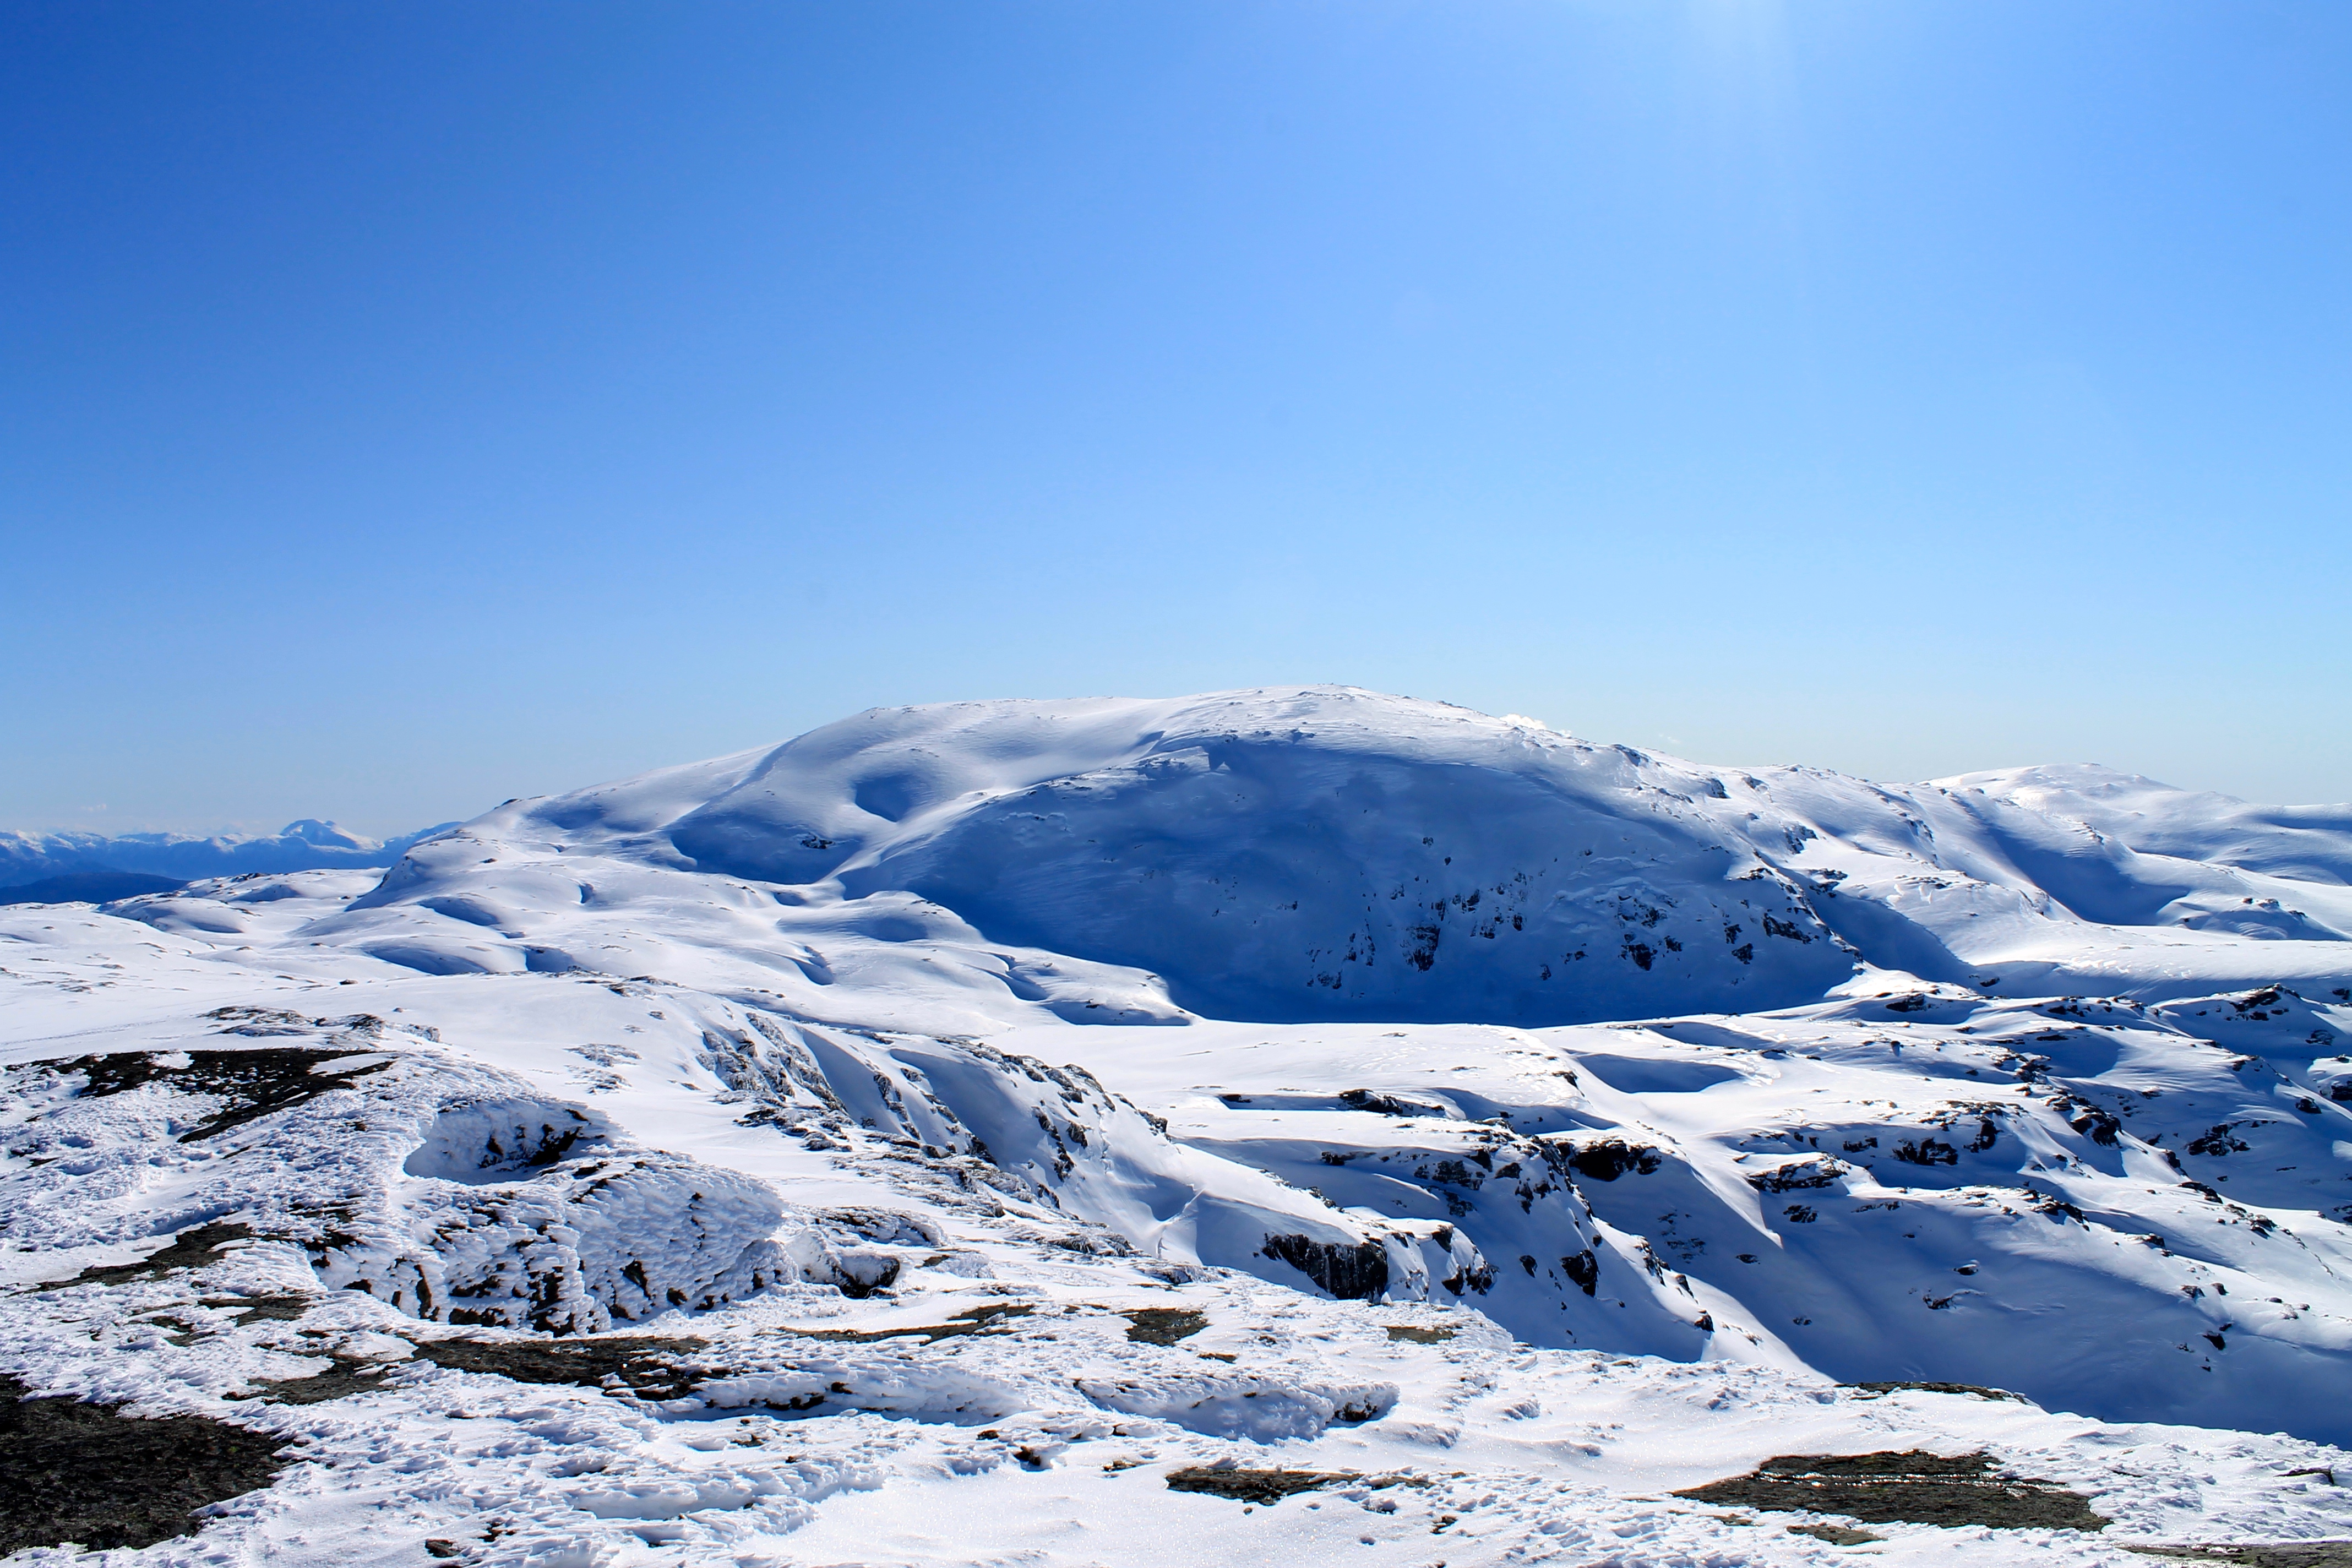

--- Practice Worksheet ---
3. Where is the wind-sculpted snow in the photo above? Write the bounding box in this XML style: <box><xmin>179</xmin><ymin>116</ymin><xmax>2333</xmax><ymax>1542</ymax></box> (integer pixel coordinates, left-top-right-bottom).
<box><xmin>6</xmin><ymin>688</ymin><xmax>2352</xmax><ymax>1564</ymax></box>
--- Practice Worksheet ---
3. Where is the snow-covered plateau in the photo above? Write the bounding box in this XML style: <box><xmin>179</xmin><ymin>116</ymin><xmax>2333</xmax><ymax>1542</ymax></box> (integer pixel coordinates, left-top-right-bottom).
<box><xmin>5</xmin><ymin>685</ymin><xmax>2351</xmax><ymax>1567</ymax></box>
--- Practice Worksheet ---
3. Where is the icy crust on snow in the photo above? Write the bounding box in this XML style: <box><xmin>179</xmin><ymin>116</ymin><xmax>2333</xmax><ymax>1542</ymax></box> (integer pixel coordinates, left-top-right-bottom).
<box><xmin>5</xmin><ymin>688</ymin><xmax>2352</xmax><ymax>1564</ymax></box>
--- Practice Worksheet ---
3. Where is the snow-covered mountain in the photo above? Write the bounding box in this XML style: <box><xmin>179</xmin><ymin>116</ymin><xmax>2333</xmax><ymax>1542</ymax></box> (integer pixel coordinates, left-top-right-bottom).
<box><xmin>313</xmin><ymin>687</ymin><xmax>2352</xmax><ymax>1021</ymax></box>
<box><xmin>0</xmin><ymin>818</ymin><xmax>455</xmax><ymax>890</ymax></box>
<box><xmin>4</xmin><ymin>687</ymin><xmax>2350</xmax><ymax>1567</ymax></box>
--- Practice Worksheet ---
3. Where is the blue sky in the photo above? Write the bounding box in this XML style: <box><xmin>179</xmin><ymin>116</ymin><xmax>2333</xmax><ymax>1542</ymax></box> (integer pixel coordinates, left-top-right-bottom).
<box><xmin>5</xmin><ymin>2</ymin><xmax>2347</xmax><ymax>836</ymax></box>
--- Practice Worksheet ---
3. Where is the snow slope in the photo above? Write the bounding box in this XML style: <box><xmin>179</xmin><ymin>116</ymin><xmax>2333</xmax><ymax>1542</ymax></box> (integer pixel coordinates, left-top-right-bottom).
<box><xmin>4</xmin><ymin>686</ymin><xmax>2351</xmax><ymax>1567</ymax></box>
<box><xmin>314</xmin><ymin>686</ymin><xmax>2350</xmax><ymax>1025</ymax></box>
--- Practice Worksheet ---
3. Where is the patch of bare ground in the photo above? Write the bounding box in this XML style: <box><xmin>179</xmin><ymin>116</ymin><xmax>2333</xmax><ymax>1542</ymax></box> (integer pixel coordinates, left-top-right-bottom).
<box><xmin>1673</xmin><ymin>1451</ymin><xmax>2107</xmax><ymax>1532</ymax></box>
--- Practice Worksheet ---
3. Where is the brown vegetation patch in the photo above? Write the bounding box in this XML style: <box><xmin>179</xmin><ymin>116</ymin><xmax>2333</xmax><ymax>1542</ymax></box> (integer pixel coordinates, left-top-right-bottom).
<box><xmin>1673</xmin><ymin>1451</ymin><xmax>2106</xmax><ymax>1532</ymax></box>
<box><xmin>1123</xmin><ymin>1307</ymin><xmax>1208</xmax><ymax>1345</ymax></box>
<box><xmin>0</xmin><ymin>1375</ymin><xmax>287</xmax><ymax>1554</ymax></box>
<box><xmin>1165</xmin><ymin>1467</ymin><xmax>1359</xmax><ymax>1504</ymax></box>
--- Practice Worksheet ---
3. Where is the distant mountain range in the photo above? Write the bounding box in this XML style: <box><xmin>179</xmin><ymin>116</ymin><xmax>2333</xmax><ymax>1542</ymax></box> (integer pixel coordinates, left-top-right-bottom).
<box><xmin>0</xmin><ymin>817</ymin><xmax>454</xmax><ymax>897</ymax></box>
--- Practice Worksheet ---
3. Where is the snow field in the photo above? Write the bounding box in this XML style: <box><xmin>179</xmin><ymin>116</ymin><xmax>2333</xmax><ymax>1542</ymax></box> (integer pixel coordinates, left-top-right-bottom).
<box><xmin>6</xmin><ymin>687</ymin><xmax>2352</xmax><ymax>1564</ymax></box>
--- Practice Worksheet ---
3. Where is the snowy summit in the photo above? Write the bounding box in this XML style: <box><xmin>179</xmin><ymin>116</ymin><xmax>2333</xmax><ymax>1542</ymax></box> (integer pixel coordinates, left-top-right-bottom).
<box><xmin>5</xmin><ymin>686</ymin><xmax>2351</xmax><ymax>1566</ymax></box>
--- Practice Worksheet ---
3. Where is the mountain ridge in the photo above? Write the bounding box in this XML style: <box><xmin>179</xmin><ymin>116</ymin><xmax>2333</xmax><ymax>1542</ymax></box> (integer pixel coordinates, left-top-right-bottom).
<box><xmin>0</xmin><ymin>818</ymin><xmax>458</xmax><ymax>890</ymax></box>
<box><xmin>329</xmin><ymin>685</ymin><xmax>2352</xmax><ymax>1025</ymax></box>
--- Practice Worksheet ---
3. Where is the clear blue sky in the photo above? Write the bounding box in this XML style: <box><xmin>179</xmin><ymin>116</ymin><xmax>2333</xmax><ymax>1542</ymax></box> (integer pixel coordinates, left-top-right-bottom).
<box><xmin>5</xmin><ymin>2</ymin><xmax>2347</xmax><ymax>836</ymax></box>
